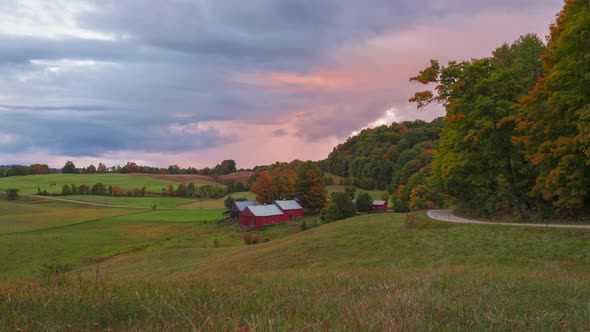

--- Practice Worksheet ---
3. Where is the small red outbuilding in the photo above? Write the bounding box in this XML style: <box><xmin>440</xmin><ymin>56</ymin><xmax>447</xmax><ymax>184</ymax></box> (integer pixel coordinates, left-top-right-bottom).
<box><xmin>371</xmin><ymin>200</ymin><xmax>388</xmax><ymax>211</ymax></box>
<box><xmin>239</xmin><ymin>205</ymin><xmax>288</xmax><ymax>230</ymax></box>
<box><xmin>274</xmin><ymin>199</ymin><xmax>304</xmax><ymax>219</ymax></box>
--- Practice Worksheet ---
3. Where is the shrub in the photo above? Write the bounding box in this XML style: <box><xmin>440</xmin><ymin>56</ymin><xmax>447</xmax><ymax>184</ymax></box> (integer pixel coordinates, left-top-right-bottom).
<box><xmin>5</xmin><ymin>188</ymin><xmax>19</xmax><ymax>200</ymax></box>
<box><xmin>61</xmin><ymin>184</ymin><xmax>71</xmax><ymax>195</ymax></box>
<box><xmin>300</xmin><ymin>221</ymin><xmax>308</xmax><ymax>231</ymax></box>
<box><xmin>243</xmin><ymin>234</ymin><xmax>264</xmax><ymax>245</ymax></box>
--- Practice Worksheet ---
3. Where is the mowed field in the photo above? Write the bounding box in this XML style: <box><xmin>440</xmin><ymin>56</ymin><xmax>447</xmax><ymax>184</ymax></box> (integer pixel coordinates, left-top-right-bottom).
<box><xmin>1</xmin><ymin>201</ymin><xmax>590</xmax><ymax>330</ymax></box>
<box><xmin>0</xmin><ymin>198</ymin><xmax>295</xmax><ymax>279</ymax></box>
<box><xmin>327</xmin><ymin>184</ymin><xmax>385</xmax><ymax>200</ymax></box>
<box><xmin>0</xmin><ymin>173</ymin><xmax>222</xmax><ymax>195</ymax></box>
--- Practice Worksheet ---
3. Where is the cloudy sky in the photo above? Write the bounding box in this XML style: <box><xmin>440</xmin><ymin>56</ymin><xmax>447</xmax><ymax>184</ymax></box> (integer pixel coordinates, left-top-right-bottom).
<box><xmin>0</xmin><ymin>0</ymin><xmax>562</xmax><ymax>169</ymax></box>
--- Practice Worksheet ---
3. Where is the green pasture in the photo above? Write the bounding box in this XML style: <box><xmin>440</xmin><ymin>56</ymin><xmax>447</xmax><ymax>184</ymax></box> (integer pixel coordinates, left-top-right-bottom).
<box><xmin>0</xmin><ymin>173</ymin><xmax>221</xmax><ymax>195</ymax></box>
<box><xmin>0</xmin><ymin>211</ymin><xmax>589</xmax><ymax>329</ymax></box>
<box><xmin>0</xmin><ymin>199</ymin><xmax>135</xmax><ymax>234</ymax></box>
<box><xmin>180</xmin><ymin>191</ymin><xmax>256</xmax><ymax>209</ymax></box>
<box><xmin>64</xmin><ymin>195</ymin><xmax>194</xmax><ymax>208</ymax></box>
<box><xmin>327</xmin><ymin>185</ymin><xmax>385</xmax><ymax>200</ymax></box>
<box><xmin>0</xmin><ymin>200</ymin><xmax>295</xmax><ymax>279</ymax></box>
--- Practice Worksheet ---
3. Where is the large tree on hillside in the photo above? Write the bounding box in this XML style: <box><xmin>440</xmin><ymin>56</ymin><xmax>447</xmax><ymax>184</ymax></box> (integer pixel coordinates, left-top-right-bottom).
<box><xmin>296</xmin><ymin>161</ymin><xmax>327</xmax><ymax>214</ymax></box>
<box><xmin>410</xmin><ymin>34</ymin><xmax>545</xmax><ymax>214</ymax></box>
<box><xmin>251</xmin><ymin>170</ymin><xmax>275</xmax><ymax>204</ymax></box>
<box><xmin>517</xmin><ymin>0</ymin><xmax>590</xmax><ymax>209</ymax></box>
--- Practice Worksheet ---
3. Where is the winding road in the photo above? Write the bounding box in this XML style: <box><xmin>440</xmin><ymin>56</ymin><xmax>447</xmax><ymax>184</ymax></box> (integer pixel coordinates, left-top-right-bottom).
<box><xmin>427</xmin><ymin>210</ymin><xmax>590</xmax><ymax>230</ymax></box>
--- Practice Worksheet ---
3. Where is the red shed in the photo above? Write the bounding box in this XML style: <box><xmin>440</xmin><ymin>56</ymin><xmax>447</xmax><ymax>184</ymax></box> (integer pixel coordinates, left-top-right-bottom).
<box><xmin>371</xmin><ymin>200</ymin><xmax>388</xmax><ymax>211</ymax></box>
<box><xmin>274</xmin><ymin>199</ymin><xmax>304</xmax><ymax>219</ymax></box>
<box><xmin>239</xmin><ymin>205</ymin><xmax>288</xmax><ymax>230</ymax></box>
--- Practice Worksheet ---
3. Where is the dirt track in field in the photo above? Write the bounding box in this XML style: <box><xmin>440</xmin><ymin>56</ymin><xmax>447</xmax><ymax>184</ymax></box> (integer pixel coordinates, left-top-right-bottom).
<box><xmin>124</xmin><ymin>173</ymin><xmax>218</xmax><ymax>184</ymax></box>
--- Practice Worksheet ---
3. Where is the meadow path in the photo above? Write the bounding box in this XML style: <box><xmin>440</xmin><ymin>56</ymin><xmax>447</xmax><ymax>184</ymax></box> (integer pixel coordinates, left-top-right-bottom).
<box><xmin>427</xmin><ymin>210</ymin><xmax>590</xmax><ymax>230</ymax></box>
<box><xmin>2</xmin><ymin>192</ymin><xmax>194</xmax><ymax>211</ymax></box>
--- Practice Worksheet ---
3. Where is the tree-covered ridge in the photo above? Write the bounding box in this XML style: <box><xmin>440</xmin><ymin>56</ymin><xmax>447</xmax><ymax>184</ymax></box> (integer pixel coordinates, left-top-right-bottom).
<box><xmin>326</xmin><ymin>118</ymin><xmax>444</xmax><ymax>191</ymax></box>
<box><xmin>408</xmin><ymin>0</ymin><xmax>590</xmax><ymax>218</ymax></box>
<box><xmin>517</xmin><ymin>0</ymin><xmax>590</xmax><ymax>209</ymax></box>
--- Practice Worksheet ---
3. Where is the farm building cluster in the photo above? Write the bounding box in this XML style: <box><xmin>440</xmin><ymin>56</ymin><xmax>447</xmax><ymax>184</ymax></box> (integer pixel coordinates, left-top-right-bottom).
<box><xmin>232</xmin><ymin>199</ymin><xmax>304</xmax><ymax>230</ymax></box>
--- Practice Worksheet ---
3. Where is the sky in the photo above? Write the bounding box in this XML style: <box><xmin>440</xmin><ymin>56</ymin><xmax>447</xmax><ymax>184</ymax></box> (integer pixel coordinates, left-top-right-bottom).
<box><xmin>0</xmin><ymin>0</ymin><xmax>563</xmax><ymax>169</ymax></box>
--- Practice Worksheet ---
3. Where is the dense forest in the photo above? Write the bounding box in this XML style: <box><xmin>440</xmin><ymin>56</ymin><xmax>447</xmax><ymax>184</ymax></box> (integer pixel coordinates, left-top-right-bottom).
<box><xmin>410</xmin><ymin>0</ymin><xmax>589</xmax><ymax>218</ymax></box>
<box><xmin>325</xmin><ymin>118</ymin><xmax>445</xmax><ymax>211</ymax></box>
<box><xmin>325</xmin><ymin>0</ymin><xmax>588</xmax><ymax>218</ymax></box>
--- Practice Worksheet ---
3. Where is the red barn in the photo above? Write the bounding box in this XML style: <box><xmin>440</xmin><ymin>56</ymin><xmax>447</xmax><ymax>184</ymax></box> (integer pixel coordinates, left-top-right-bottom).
<box><xmin>239</xmin><ymin>205</ymin><xmax>288</xmax><ymax>230</ymax></box>
<box><xmin>371</xmin><ymin>200</ymin><xmax>388</xmax><ymax>211</ymax></box>
<box><xmin>274</xmin><ymin>199</ymin><xmax>304</xmax><ymax>219</ymax></box>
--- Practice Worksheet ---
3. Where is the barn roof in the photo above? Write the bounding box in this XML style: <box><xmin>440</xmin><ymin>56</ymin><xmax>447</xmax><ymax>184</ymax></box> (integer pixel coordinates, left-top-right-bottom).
<box><xmin>372</xmin><ymin>200</ymin><xmax>387</xmax><ymax>205</ymax></box>
<box><xmin>274</xmin><ymin>199</ymin><xmax>303</xmax><ymax>211</ymax></box>
<box><xmin>234</xmin><ymin>201</ymin><xmax>256</xmax><ymax>211</ymax></box>
<box><xmin>246</xmin><ymin>204</ymin><xmax>284</xmax><ymax>217</ymax></box>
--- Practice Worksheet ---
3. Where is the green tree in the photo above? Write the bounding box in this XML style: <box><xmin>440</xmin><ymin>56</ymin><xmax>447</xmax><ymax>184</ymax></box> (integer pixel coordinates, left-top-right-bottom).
<box><xmin>86</xmin><ymin>164</ymin><xmax>96</xmax><ymax>174</ymax></box>
<box><xmin>62</xmin><ymin>161</ymin><xmax>77</xmax><ymax>174</ymax></box>
<box><xmin>321</xmin><ymin>192</ymin><xmax>356</xmax><ymax>222</ymax></box>
<box><xmin>91</xmin><ymin>183</ymin><xmax>107</xmax><ymax>195</ymax></box>
<box><xmin>410</xmin><ymin>34</ymin><xmax>545</xmax><ymax>215</ymax></box>
<box><xmin>355</xmin><ymin>192</ymin><xmax>373</xmax><ymax>212</ymax></box>
<box><xmin>224</xmin><ymin>195</ymin><xmax>235</xmax><ymax>210</ymax></box>
<box><xmin>344</xmin><ymin>186</ymin><xmax>356</xmax><ymax>199</ymax></box>
<box><xmin>517</xmin><ymin>0</ymin><xmax>590</xmax><ymax>209</ymax></box>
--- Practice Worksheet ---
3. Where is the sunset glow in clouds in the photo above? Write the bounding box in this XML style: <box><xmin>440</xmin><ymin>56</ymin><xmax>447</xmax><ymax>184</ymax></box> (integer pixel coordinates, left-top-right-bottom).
<box><xmin>0</xmin><ymin>0</ymin><xmax>563</xmax><ymax>168</ymax></box>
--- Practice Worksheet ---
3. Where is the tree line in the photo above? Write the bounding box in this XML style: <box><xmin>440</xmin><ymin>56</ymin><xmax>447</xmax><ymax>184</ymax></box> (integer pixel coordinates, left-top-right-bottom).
<box><xmin>409</xmin><ymin>0</ymin><xmax>589</xmax><ymax>218</ymax></box>
<box><xmin>0</xmin><ymin>159</ymin><xmax>243</xmax><ymax>178</ymax></box>
<box><xmin>323</xmin><ymin>0</ymin><xmax>588</xmax><ymax>218</ymax></box>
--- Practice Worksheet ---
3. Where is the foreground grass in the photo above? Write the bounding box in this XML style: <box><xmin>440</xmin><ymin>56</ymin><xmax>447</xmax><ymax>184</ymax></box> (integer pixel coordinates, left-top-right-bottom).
<box><xmin>2</xmin><ymin>210</ymin><xmax>590</xmax><ymax>329</ymax></box>
<box><xmin>3</xmin><ymin>268</ymin><xmax>589</xmax><ymax>331</ymax></box>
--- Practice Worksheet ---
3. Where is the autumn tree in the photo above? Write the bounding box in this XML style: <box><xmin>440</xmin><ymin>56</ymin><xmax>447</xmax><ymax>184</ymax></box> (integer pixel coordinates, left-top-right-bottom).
<box><xmin>410</xmin><ymin>34</ymin><xmax>545</xmax><ymax>215</ymax></box>
<box><xmin>251</xmin><ymin>170</ymin><xmax>275</xmax><ymax>203</ymax></box>
<box><xmin>97</xmin><ymin>163</ymin><xmax>107</xmax><ymax>173</ymax></box>
<box><xmin>296</xmin><ymin>161</ymin><xmax>327</xmax><ymax>214</ymax></box>
<box><xmin>517</xmin><ymin>0</ymin><xmax>590</xmax><ymax>209</ymax></box>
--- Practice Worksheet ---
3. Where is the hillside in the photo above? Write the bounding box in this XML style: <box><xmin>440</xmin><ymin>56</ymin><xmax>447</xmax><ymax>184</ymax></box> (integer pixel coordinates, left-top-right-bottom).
<box><xmin>2</xmin><ymin>211</ymin><xmax>589</xmax><ymax>330</ymax></box>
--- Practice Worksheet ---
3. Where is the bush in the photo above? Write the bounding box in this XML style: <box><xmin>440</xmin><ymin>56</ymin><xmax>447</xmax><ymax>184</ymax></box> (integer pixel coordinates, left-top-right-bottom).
<box><xmin>300</xmin><ymin>221</ymin><xmax>308</xmax><ymax>231</ymax></box>
<box><xmin>5</xmin><ymin>188</ymin><xmax>19</xmax><ymax>200</ymax></box>
<box><xmin>243</xmin><ymin>234</ymin><xmax>264</xmax><ymax>245</ymax></box>
<box><xmin>61</xmin><ymin>185</ymin><xmax>71</xmax><ymax>195</ymax></box>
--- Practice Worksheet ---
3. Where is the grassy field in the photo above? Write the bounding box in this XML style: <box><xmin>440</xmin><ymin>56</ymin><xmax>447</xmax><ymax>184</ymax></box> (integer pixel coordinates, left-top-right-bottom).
<box><xmin>0</xmin><ymin>173</ymin><xmax>223</xmax><ymax>195</ymax></box>
<box><xmin>63</xmin><ymin>195</ymin><xmax>195</xmax><ymax>208</ymax></box>
<box><xmin>1</xmin><ymin>208</ymin><xmax>589</xmax><ymax>329</ymax></box>
<box><xmin>327</xmin><ymin>184</ymin><xmax>385</xmax><ymax>200</ymax></box>
<box><xmin>0</xmin><ymin>199</ymin><xmax>296</xmax><ymax>279</ymax></box>
<box><xmin>0</xmin><ymin>199</ymin><xmax>135</xmax><ymax>234</ymax></box>
<box><xmin>180</xmin><ymin>191</ymin><xmax>256</xmax><ymax>209</ymax></box>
